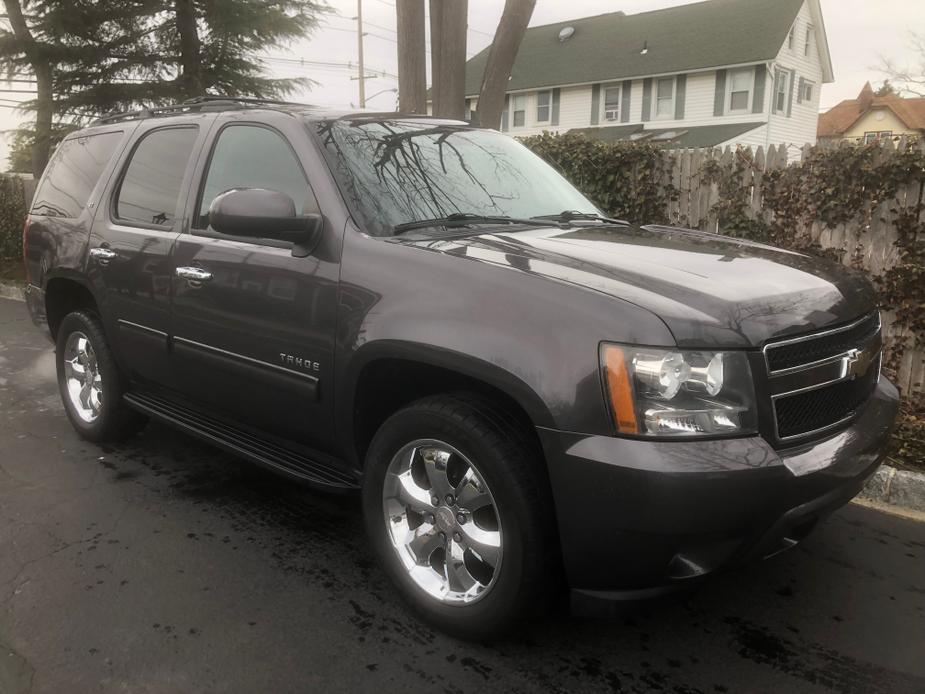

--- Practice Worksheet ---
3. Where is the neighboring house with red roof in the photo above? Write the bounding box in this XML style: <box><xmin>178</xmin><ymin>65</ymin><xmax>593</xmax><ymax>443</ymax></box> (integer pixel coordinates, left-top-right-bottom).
<box><xmin>818</xmin><ymin>83</ymin><xmax>925</xmax><ymax>144</ymax></box>
<box><xmin>459</xmin><ymin>0</ymin><xmax>833</xmax><ymax>151</ymax></box>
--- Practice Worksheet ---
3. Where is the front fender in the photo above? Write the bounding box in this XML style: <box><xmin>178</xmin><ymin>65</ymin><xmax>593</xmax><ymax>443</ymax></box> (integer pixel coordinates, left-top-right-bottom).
<box><xmin>334</xmin><ymin>229</ymin><xmax>676</xmax><ymax>455</ymax></box>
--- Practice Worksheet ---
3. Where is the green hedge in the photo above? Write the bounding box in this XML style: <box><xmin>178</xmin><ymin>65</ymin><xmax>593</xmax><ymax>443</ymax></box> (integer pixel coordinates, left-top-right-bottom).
<box><xmin>0</xmin><ymin>175</ymin><xmax>28</xmax><ymax>260</ymax></box>
<box><xmin>521</xmin><ymin>132</ymin><xmax>675</xmax><ymax>225</ymax></box>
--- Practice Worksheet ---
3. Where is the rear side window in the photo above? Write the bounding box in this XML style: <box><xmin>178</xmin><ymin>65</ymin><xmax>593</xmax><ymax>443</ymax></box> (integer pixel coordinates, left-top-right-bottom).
<box><xmin>195</xmin><ymin>124</ymin><xmax>316</xmax><ymax>229</ymax></box>
<box><xmin>116</xmin><ymin>126</ymin><xmax>198</xmax><ymax>227</ymax></box>
<box><xmin>31</xmin><ymin>131</ymin><xmax>122</xmax><ymax>218</ymax></box>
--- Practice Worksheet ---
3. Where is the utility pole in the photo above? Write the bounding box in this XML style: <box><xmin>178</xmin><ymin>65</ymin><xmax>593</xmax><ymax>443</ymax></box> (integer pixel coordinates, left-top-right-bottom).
<box><xmin>429</xmin><ymin>0</ymin><xmax>468</xmax><ymax>119</ymax></box>
<box><xmin>356</xmin><ymin>0</ymin><xmax>366</xmax><ymax>107</ymax></box>
<box><xmin>396</xmin><ymin>0</ymin><xmax>426</xmax><ymax>113</ymax></box>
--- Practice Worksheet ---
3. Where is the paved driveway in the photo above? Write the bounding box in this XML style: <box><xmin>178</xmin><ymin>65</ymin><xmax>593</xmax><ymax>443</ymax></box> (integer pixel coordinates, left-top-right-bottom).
<box><xmin>1</xmin><ymin>297</ymin><xmax>923</xmax><ymax>694</ymax></box>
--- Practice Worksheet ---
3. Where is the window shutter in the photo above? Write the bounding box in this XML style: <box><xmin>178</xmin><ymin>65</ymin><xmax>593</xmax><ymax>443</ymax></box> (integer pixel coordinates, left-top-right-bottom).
<box><xmin>752</xmin><ymin>65</ymin><xmax>766</xmax><ymax>114</ymax></box>
<box><xmin>641</xmin><ymin>78</ymin><xmax>653</xmax><ymax>121</ymax></box>
<box><xmin>621</xmin><ymin>81</ymin><xmax>632</xmax><ymax>122</ymax></box>
<box><xmin>787</xmin><ymin>70</ymin><xmax>795</xmax><ymax>117</ymax></box>
<box><xmin>675</xmin><ymin>74</ymin><xmax>687</xmax><ymax>120</ymax></box>
<box><xmin>714</xmin><ymin>69</ymin><xmax>727</xmax><ymax>116</ymax></box>
<box><xmin>590</xmin><ymin>84</ymin><xmax>601</xmax><ymax>125</ymax></box>
<box><xmin>501</xmin><ymin>94</ymin><xmax>510</xmax><ymax>131</ymax></box>
<box><xmin>551</xmin><ymin>88</ymin><xmax>561</xmax><ymax>126</ymax></box>
<box><xmin>797</xmin><ymin>77</ymin><xmax>805</xmax><ymax>104</ymax></box>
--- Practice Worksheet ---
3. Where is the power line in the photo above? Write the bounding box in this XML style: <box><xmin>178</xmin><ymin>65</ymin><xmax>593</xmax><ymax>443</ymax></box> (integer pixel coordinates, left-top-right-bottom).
<box><xmin>322</xmin><ymin>23</ymin><xmax>397</xmax><ymax>43</ymax></box>
<box><xmin>261</xmin><ymin>55</ymin><xmax>399</xmax><ymax>80</ymax></box>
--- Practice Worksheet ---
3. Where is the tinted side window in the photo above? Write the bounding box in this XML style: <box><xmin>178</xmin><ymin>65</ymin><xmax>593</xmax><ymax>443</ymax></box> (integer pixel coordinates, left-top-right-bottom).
<box><xmin>31</xmin><ymin>131</ymin><xmax>122</xmax><ymax>218</ymax></box>
<box><xmin>116</xmin><ymin>127</ymin><xmax>198</xmax><ymax>227</ymax></box>
<box><xmin>196</xmin><ymin>125</ymin><xmax>316</xmax><ymax>229</ymax></box>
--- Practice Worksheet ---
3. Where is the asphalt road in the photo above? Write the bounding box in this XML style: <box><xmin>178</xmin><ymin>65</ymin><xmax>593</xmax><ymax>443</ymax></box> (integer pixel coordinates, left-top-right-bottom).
<box><xmin>1</xmin><ymin>297</ymin><xmax>924</xmax><ymax>694</ymax></box>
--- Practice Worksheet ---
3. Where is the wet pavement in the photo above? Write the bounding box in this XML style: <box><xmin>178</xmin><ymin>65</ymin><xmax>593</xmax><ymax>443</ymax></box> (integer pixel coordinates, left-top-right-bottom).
<box><xmin>1</xmin><ymin>297</ymin><xmax>924</xmax><ymax>694</ymax></box>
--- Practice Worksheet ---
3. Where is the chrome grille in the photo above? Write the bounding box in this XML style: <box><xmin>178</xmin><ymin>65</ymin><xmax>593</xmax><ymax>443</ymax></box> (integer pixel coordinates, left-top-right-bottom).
<box><xmin>764</xmin><ymin>313</ymin><xmax>882</xmax><ymax>442</ymax></box>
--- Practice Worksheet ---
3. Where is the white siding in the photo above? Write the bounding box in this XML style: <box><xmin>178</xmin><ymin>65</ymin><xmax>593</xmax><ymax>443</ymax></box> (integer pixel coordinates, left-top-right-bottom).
<box><xmin>718</xmin><ymin>124</ymin><xmax>770</xmax><ymax>150</ymax></box>
<box><xmin>766</xmin><ymin>0</ymin><xmax>824</xmax><ymax>151</ymax></box>
<box><xmin>558</xmin><ymin>86</ymin><xmax>593</xmax><ymax>130</ymax></box>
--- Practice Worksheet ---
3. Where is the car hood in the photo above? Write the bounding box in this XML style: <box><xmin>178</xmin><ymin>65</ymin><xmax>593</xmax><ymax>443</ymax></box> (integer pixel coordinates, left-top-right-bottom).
<box><xmin>404</xmin><ymin>224</ymin><xmax>878</xmax><ymax>348</ymax></box>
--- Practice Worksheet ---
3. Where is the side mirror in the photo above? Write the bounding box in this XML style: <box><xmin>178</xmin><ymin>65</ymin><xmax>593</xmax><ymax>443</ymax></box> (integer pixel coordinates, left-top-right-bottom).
<box><xmin>208</xmin><ymin>188</ymin><xmax>322</xmax><ymax>257</ymax></box>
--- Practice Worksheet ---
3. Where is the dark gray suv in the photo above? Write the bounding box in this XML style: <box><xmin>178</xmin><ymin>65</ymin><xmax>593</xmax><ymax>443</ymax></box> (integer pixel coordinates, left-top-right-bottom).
<box><xmin>23</xmin><ymin>97</ymin><xmax>898</xmax><ymax>639</ymax></box>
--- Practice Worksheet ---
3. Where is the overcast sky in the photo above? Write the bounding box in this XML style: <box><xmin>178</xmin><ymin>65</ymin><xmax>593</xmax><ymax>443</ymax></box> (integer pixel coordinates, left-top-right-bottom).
<box><xmin>1</xmin><ymin>0</ymin><xmax>923</xmax><ymax>169</ymax></box>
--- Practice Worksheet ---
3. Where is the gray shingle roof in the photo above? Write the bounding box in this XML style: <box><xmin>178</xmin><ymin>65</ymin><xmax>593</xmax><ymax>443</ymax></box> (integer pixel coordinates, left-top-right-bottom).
<box><xmin>567</xmin><ymin>122</ymin><xmax>766</xmax><ymax>149</ymax></box>
<box><xmin>464</xmin><ymin>0</ymin><xmax>804</xmax><ymax>96</ymax></box>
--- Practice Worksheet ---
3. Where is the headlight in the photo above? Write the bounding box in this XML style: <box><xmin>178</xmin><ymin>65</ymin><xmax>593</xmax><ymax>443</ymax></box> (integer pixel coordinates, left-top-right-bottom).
<box><xmin>601</xmin><ymin>344</ymin><xmax>757</xmax><ymax>437</ymax></box>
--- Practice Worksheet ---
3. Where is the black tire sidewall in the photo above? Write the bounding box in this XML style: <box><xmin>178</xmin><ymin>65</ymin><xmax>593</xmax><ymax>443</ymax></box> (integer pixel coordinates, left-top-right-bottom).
<box><xmin>55</xmin><ymin>311</ymin><xmax>127</xmax><ymax>441</ymax></box>
<box><xmin>362</xmin><ymin>400</ymin><xmax>544</xmax><ymax>639</ymax></box>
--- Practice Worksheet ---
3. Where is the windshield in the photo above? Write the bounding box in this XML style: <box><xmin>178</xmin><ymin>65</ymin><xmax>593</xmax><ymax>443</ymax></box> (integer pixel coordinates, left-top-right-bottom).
<box><xmin>314</xmin><ymin>119</ymin><xmax>599</xmax><ymax>236</ymax></box>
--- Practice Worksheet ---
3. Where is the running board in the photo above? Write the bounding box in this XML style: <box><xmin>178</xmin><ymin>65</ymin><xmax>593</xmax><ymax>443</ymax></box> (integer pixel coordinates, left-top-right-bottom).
<box><xmin>124</xmin><ymin>391</ymin><xmax>358</xmax><ymax>490</ymax></box>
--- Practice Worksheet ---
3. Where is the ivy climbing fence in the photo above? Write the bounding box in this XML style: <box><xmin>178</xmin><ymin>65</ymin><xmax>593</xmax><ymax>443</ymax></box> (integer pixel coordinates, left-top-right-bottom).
<box><xmin>523</xmin><ymin>133</ymin><xmax>925</xmax><ymax>400</ymax></box>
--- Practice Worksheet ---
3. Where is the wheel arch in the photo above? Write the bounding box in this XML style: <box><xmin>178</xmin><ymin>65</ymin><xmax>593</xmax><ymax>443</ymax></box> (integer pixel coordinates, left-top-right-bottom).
<box><xmin>341</xmin><ymin>341</ymin><xmax>555</xmax><ymax>469</ymax></box>
<box><xmin>44</xmin><ymin>274</ymin><xmax>100</xmax><ymax>340</ymax></box>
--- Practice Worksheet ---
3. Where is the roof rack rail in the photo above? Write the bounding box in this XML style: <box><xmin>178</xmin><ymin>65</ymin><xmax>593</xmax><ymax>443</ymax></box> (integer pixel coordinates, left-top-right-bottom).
<box><xmin>182</xmin><ymin>95</ymin><xmax>311</xmax><ymax>107</ymax></box>
<box><xmin>89</xmin><ymin>94</ymin><xmax>312</xmax><ymax>126</ymax></box>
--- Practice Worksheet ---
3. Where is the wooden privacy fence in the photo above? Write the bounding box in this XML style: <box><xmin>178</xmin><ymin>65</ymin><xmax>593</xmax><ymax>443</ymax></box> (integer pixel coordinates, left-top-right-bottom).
<box><xmin>657</xmin><ymin>138</ymin><xmax>925</xmax><ymax>398</ymax></box>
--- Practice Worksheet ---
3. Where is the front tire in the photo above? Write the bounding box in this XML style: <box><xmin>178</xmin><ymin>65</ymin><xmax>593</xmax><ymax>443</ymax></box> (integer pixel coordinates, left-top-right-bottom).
<box><xmin>362</xmin><ymin>394</ymin><xmax>557</xmax><ymax>639</ymax></box>
<box><xmin>55</xmin><ymin>310</ymin><xmax>147</xmax><ymax>442</ymax></box>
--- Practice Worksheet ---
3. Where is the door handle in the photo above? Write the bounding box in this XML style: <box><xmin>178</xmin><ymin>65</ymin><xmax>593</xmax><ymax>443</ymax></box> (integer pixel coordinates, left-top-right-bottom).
<box><xmin>89</xmin><ymin>247</ymin><xmax>117</xmax><ymax>266</ymax></box>
<box><xmin>175</xmin><ymin>266</ymin><xmax>213</xmax><ymax>287</ymax></box>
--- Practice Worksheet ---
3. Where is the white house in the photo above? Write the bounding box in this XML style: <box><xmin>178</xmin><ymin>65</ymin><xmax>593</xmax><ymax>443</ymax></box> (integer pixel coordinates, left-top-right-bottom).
<box><xmin>462</xmin><ymin>0</ymin><xmax>833</xmax><ymax>152</ymax></box>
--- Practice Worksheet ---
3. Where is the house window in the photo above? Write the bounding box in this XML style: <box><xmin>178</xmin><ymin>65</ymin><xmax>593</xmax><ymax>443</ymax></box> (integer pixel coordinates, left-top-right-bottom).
<box><xmin>536</xmin><ymin>91</ymin><xmax>551</xmax><ymax>123</ymax></box>
<box><xmin>774</xmin><ymin>69</ymin><xmax>789</xmax><ymax>113</ymax></box>
<box><xmin>788</xmin><ymin>23</ymin><xmax>795</xmax><ymax>50</ymax></box>
<box><xmin>805</xmin><ymin>25</ymin><xmax>814</xmax><ymax>57</ymax></box>
<box><xmin>864</xmin><ymin>131</ymin><xmax>893</xmax><ymax>144</ymax></box>
<box><xmin>603</xmin><ymin>85</ymin><xmax>621</xmax><ymax>121</ymax></box>
<box><xmin>655</xmin><ymin>77</ymin><xmax>675</xmax><ymax>119</ymax></box>
<box><xmin>512</xmin><ymin>94</ymin><xmax>527</xmax><ymax>127</ymax></box>
<box><xmin>800</xmin><ymin>79</ymin><xmax>814</xmax><ymax>103</ymax></box>
<box><xmin>728</xmin><ymin>68</ymin><xmax>753</xmax><ymax>112</ymax></box>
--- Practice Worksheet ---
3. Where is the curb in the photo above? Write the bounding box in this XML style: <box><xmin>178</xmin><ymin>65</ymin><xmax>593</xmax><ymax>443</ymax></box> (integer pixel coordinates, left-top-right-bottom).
<box><xmin>859</xmin><ymin>464</ymin><xmax>925</xmax><ymax>514</ymax></box>
<box><xmin>0</xmin><ymin>281</ymin><xmax>25</xmax><ymax>302</ymax></box>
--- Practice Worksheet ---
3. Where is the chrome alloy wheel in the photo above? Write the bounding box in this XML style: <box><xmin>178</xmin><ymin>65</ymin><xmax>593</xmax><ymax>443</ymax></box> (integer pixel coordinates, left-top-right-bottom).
<box><xmin>382</xmin><ymin>440</ymin><xmax>503</xmax><ymax>604</ymax></box>
<box><xmin>63</xmin><ymin>331</ymin><xmax>102</xmax><ymax>423</ymax></box>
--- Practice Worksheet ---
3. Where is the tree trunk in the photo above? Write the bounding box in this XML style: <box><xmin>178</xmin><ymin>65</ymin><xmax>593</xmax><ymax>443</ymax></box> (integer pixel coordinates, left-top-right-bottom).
<box><xmin>2</xmin><ymin>0</ymin><xmax>54</xmax><ymax>175</ymax></box>
<box><xmin>174</xmin><ymin>0</ymin><xmax>202</xmax><ymax>98</ymax></box>
<box><xmin>396</xmin><ymin>0</ymin><xmax>426</xmax><ymax>113</ymax></box>
<box><xmin>429</xmin><ymin>0</ymin><xmax>467</xmax><ymax>120</ymax></box>
<box><xmin>32</xmin><ymin>62</ymin><xmax>54</xmax><ymax>176</ymax></box>
<box><xmin>475</xmin><ymin>0</ymin><xmax>535</xmax><ymax>129</ymax></box>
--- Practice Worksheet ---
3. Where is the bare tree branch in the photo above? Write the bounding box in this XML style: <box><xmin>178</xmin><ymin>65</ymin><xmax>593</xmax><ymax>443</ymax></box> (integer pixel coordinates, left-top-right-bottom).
<box><xmin>875</xmin><ymin>31</ymin><xmax>925</xmax><ymax>97</ymax></box>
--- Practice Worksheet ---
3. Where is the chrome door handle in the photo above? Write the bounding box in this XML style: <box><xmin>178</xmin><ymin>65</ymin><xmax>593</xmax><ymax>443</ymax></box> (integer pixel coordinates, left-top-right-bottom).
<box><xmin>175</xmin><ymin>266</ymin><xmax>213</xmax><ymax>286</ymax></box>
<box><xmin>89</xmin><ymin>247</ymin><xmax>117</xmax><ymax>266</ymax></box>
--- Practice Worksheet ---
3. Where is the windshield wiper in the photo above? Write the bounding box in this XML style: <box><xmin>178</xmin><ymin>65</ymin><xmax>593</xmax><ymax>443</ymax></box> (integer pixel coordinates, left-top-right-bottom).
<box><xmin>532</xmin><ymin>210</ymin><xmax>629</xmax><ymax>225</ymax></box>
<box><xmin>393</xmin><ymin>212</ymin><xmax>560</xmax><ymax>236</ymax></box>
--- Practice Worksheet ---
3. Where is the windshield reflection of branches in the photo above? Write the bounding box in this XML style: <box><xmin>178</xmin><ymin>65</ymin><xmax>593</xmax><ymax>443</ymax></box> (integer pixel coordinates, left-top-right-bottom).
<box><xmin>318</xmin><ymin>120</ymin><xmax>530</xmax><ymax>236</ymax></box>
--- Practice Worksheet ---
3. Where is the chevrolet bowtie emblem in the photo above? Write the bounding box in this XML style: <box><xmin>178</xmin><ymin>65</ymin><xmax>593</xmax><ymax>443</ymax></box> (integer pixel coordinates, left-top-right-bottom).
<box><xmin>844</xmin><ymin>346</ymin><xmax>877</xmax><ymax>380</ymax></box>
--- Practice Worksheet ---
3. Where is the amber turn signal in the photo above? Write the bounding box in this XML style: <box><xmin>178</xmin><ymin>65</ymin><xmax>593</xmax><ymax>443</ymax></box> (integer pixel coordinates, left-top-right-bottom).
<box><xmin>602</xmin><ymin>344</ymin><xmax>638</xmax><ymax>434</ymax></box>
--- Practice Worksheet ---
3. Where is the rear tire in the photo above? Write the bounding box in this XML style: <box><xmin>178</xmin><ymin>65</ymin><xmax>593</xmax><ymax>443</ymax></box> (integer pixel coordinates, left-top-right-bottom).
<box><xmin>55</xmin><ymin>310</ymin><xmax>147</xmax><ymax>442</ymax></box>
<box><xmin>362</xmin><ymin>393</ymin><xmax>557</xmax><ymax>640</ymax></box>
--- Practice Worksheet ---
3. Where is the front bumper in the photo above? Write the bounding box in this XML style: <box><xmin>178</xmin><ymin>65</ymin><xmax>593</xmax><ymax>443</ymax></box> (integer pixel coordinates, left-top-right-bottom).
<box><xmin>537</xmin><ymin>378</ymin><xmax>900</xmax><ymax>602</ymax></box>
